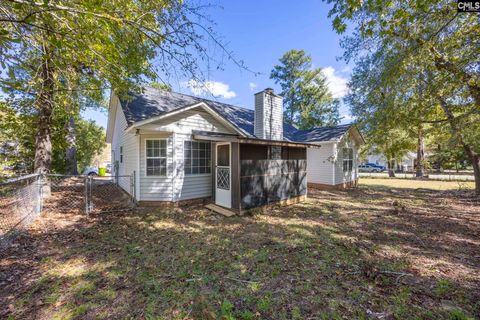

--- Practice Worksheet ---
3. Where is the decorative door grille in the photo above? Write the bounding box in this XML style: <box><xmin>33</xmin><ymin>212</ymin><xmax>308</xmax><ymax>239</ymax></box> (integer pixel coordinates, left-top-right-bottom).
<box><xmin>217</xmin><ymin>167</ymin><xmax>230</xmax><ymax>190</ymax></box>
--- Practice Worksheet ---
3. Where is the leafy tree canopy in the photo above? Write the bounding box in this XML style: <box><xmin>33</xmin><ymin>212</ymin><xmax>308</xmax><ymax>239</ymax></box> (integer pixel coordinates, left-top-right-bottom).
<box><xmin>324</xmin><ymin>0</ymin><xmax>480</xmax><ymax>191</ymax></box>
<box><xmin>270</xmin><ymin>49</ymin><xmax>340</xmax><ymax>129</ymax></box>
<box><xmin>0</xmin><ymin>0</ymin><xmax>241</xmax><ymax>174</ymax></box>
<box><xmin>0</xmin><ymin>100</ymin><xmax>105</xmax><ymax>175</ymax></box>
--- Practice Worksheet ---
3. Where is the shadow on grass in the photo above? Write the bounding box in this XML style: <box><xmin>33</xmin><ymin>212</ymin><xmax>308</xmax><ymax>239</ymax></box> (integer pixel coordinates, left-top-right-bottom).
<box><xmin>1</xmin><ymin>186</ymin><xmax>479</xmax><ymax>319</ymax></box>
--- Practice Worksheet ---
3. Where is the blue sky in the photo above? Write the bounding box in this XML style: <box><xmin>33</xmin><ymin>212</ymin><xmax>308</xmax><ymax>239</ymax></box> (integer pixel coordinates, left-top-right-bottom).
<box><xmin>83</xmin><ymin>0</ymin><xmax>352</xmax><ymax>129</ymax></box>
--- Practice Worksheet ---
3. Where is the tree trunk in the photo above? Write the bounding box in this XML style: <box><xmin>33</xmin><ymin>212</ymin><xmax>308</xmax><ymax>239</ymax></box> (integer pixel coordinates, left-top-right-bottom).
<box><xmin>465</xmin><ymin>150</ymin><xmax>480</xmax><ymax>194</ymax></box>
<box><xmin>65</xmin><ymin>116</ymin><xmax>78</xmax><ymax>175</ymax></box>
<box><xmin>388</xmin><ymin>159</ymin><xmax>396</xmax><ymax>177</ymax></box>
<box><xmin>436</xmin><ymin>144</ymin><xmax>442</xmax><ymax>173</ymax></box>
<box><xmin>438</xmin><ymin>98</ymin><xmax>480</xmax><ymax>194</ymax></box>
<box><xmin>431</xmin><ymin>48</ymin><xmax>480</xmax><ymax>192</ymax></box>
<box><xmin>416</xmin><ymin>125</ymin><xmax>426</xmax><ymax>178</ymax></box>
<box><xmin>34</xmin><ymin>48</ymin><xmax>54</xmax><ymax>175</ymax></box>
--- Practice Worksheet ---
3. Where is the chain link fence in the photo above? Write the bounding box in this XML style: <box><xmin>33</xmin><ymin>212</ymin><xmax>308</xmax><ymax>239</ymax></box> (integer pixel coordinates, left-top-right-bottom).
<box><xmin>0</xmin><ymin>174</ymin><xmax>42</xmax><ymax>250</ymax></box>
<box><xmin>88</xmin><ymin>175</ymin><xmax>135</xmax><ymax>213</ymax></box>
<box><xmin>0</xmin><ymin>173</ymin><xmax>135</xmax><ymax>250</ymax></box>
<box><xmin>42</xmin><ymin>175</ymin><xmax>88</xmax><ymax>214</ymax></box>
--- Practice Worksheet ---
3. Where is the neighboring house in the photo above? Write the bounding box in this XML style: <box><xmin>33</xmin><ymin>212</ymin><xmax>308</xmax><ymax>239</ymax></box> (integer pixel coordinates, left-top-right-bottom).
<box><xmin>367</xmin><ymin>151</ymin><xmax>417</xmax><ymax>172</ymax></box>
<box><xmin>106</xmin><ymin>87</ymin><xmax>363</xmax><ymax>212</ymax></box>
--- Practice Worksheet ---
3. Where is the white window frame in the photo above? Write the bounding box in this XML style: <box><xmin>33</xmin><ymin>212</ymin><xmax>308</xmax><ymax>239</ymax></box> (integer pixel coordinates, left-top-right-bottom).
<box><xmin>184</xmin><ymin>140</ymin><xmax>212</xmax><ymax>176</ymax></box>
<box><xmin>343</xmin><ymin>147</ymin><xmax>354</xmax><ymax>172</ymax></box>
<box><xmin>145</xmin><ymin>138</ymin><xmax>168</xmax><ymax>177</ymax></box>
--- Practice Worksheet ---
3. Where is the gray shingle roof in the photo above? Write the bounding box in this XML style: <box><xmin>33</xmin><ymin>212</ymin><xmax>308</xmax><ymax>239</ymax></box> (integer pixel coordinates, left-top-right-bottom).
<box><xmin>292</xmin><ymin>124</ymin><xmax>353</xmax><ymax>142</ymax></box>
<box><xmin>121</xmin><ymin>87</ymin><xmax>352</xmax><ymax>143</ymax></box>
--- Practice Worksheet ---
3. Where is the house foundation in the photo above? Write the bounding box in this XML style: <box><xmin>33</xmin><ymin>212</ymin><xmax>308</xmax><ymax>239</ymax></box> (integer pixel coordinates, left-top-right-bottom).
<box><xmin>308</xmin><ymin>179</ymin><xmax>358</xmax><ymax>190</ymax></box>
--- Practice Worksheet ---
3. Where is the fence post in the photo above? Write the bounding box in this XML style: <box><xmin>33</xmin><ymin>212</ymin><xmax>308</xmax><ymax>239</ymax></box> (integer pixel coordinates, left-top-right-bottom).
<box><xmin>38</xmin><ymin>174</ymin><xmax>43</xmax><ymax>214</ymax></box>
<box><xmin>84</xmin><ymin>176</ymin><xmax>88</xmax><ymax>215</ymax></box>
<box><xmin>115</xmin><ymin>165</ymin><xmax>119</xmax><ymax>186</ymax></box>
<box><xmin>90</xmin><ymin>176</ymin><xmax>94</xmax><ymax>213</ymax></box>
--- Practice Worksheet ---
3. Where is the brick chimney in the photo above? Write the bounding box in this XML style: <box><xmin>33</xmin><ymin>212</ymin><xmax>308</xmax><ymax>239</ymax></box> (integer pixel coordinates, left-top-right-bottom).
<box><xmin>254</xmin><ymin>88</ymin><xmax>283</xmax><ymax>140</ymax></box>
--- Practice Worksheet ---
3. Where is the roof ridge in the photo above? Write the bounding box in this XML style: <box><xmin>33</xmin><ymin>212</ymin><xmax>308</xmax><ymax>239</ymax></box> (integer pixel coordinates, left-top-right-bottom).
<box><xmin>144</xmin><ymin>86</ymin><xmax>254</xmax><ymax>113</ymax></box>
<box><xmin>122</xmin><ymin>86</ymin><xmax>356</xmax><ymax>143</ymax></box>
<box><xmin>297</xmin><ymin>123</ymin><xmax>352</xmax><ymax>133</ymax></box>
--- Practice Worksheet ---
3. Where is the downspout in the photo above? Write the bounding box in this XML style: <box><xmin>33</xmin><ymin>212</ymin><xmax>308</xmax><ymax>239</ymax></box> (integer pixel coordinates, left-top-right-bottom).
<box><xmin>136</xmin><ymin>133</ymin><xmax>141</xmax><ymax>201</ymax></box>
<box><xmin>171</xmin><ymin>132</ymin><xmax>176</xmax><ymax>202</ymax></box>
<box><xmin>333</xmin><ymin>143</ymin><xmax>337</xmax><ymax>185</ymax></box>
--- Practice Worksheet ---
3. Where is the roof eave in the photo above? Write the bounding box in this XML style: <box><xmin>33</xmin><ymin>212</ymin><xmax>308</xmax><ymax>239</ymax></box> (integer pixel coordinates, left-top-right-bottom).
<box><xmin>192</xmin><ymin>131</ymin><xmax>320</xmax><ymax>148</ymax></box>
<box><xmin>346</xmin><ymin>125</ymin><xmax>365</xmax><ymax>145</ymax></box>
<box><xmin>105</xmin><ymin>91</ymin><xmax>117</xmax><ymax>143</ymax></box>
<box><xmin>320</xmin><ymin>124</ymin><xmax>365</xmax><ymax>146</ymax></box>
<box><xmin>306</xmin><ymin>139</ymin><xmax>339</xmax><ymax>144</ymax></box>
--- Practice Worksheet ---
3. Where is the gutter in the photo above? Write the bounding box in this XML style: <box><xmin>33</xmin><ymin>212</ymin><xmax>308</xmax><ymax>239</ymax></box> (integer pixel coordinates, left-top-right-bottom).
<box><xmin>192</xmin><ymin>131</ymin><xmax>320</xmax><ymax>148</ymax></box>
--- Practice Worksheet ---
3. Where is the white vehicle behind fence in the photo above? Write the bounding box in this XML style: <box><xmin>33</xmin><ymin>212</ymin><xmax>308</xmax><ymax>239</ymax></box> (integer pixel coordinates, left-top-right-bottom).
<box><xmin>82</xmin><ymin>167</ymin><xmax>99</xmax><ymax>176</ymax></box>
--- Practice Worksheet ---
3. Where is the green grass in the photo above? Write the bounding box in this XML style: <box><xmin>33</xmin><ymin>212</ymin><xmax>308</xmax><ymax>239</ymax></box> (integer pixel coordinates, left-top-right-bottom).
<box><xmin>360</xmin><ymin>177</ymin><xmax>475</xmax><ymax>190</ymax></box>
<box><xmin>2</xmin><ymin>186</ymin><xmax>479</xmax><ymax>319</ymax></box>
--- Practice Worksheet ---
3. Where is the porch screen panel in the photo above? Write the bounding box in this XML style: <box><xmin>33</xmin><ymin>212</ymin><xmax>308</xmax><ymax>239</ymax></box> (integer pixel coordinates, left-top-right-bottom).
<box><xmin>240</xmin><ymin>159</ymin><xmax>307</xmax><ymax>209</ymax></box>
<box><xmin>217</xmin><ymin>144</ymin><xmax>230</xmax><ymax>167</ymax></box>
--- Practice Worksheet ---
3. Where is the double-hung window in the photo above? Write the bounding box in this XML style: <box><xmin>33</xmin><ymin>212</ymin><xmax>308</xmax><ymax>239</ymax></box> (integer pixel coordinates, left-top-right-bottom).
<box><xmin>146</xmin><ymin>139</ymin><xmax>167</xmax><ymax>176</ymax></box>
<box><xmin>184</xmin><ymin>141</ymin><xmax>211</xmax><ymax>175</ymax></box>
<box><xmin>120</xmin><ymin>146</ymin><xmax>123</xmax><ymax>163</ymax></box>
<box><xmin>343</xmin><ymin>148</ymin><xmax>354</xmax><ymax>172</ymax></box>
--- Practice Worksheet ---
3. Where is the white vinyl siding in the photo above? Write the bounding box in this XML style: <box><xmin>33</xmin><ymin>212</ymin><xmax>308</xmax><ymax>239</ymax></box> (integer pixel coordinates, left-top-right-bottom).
<box><xmin>306</xmin><ymin>143</ymin><xmax>335</xmax><ymax>185</ymax></box>
<box><xmin>135</xmin><ymin>107</ymin><xmax>235</xmax><ymax>202</ymax></box>
<box><xmin>307</xmin><ymin>136</ymin><xmax>359</xmax><ymax>186</ymax></box>
<box><xmin>139</xmin><ymin>108</ymin><xmax>232</xmax><ymax>134</ymax></box>
<box><xmin>111</xmin><ymin>100</ymin><xmax>138</xmax><ymax>195</ymax></box>
<box><xmin>138</xmin><ymin>133</ymin><xmax>213</xmax><ymax>202</ymax></box>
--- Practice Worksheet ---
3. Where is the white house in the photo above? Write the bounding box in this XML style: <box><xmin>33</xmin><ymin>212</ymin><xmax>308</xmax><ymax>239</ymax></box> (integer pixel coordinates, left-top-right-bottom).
<box><xmin>106</xmin><ymin>87</ymin><xmax>363</xmax><ymax>212</ymax></box>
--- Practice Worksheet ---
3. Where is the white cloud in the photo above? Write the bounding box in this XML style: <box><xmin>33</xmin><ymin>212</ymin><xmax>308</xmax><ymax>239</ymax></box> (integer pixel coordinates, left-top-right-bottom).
<box><xmin>182</xmin><ymin>80</ymin><xmax>236</xmax><ymax>99</ymax></box>
<box><xmin>249</xmin><ymin>82</ymin><xmax>257</xmax><ymax>91</ymax></box>
<box><xmin>340</xmin><ymin>114</ymin><xmax>354</xmax><ymax>124</ymax></box>
<box><xmin>340</xmin><ymin>65</ymin><xmax>352</xmax><ymax>74</ymax></box>
<box><xmin>322</xmin><ymin>66</ymin><xmax>349</xmax><ymax>99</ymax></box>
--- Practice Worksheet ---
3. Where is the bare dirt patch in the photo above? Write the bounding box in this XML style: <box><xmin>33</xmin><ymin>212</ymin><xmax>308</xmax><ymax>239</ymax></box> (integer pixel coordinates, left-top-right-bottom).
<box><xmin>1</xmin><ymin>186</ymin><xmax>479</xmax><ymax>319</ymax></box>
